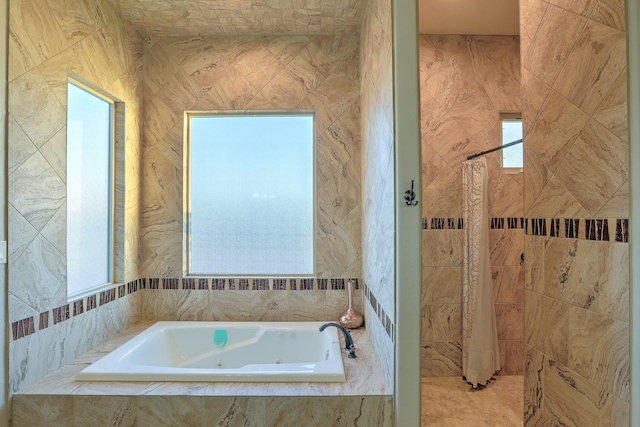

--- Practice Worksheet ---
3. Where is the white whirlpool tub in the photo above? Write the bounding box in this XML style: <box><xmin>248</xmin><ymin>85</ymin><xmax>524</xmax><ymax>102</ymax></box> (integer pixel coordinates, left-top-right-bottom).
<box><xmin>77</xmin><ymin>321</ymin><xmax>346</xmax><ymax>382</ymax></box>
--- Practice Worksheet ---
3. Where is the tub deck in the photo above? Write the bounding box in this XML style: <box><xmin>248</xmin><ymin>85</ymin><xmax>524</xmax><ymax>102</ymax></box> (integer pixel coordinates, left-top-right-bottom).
<box><xmin>12</xmin><ymin>321</ymin><xmax>392</xmax><ymax>426</ymax></box>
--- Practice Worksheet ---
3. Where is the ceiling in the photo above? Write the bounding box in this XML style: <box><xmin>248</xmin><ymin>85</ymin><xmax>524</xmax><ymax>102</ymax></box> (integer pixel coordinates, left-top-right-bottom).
<box><xmin>106</xmin><ymin>0</ymin><xmax>518</xmax><ymax>38</ymax></box>
<box><xmin>419</xmin><ymin>0</ymin><xmax>520</xmax><ymax>35</ymax></box>
<box><xmin>107</xmin><ymin>0</ymin><xmax>365</xmax><ymax>37</ymax></box>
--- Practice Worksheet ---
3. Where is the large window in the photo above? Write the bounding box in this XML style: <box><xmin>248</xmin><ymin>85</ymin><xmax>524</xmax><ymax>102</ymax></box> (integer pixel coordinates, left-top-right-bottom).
<box><xmin>186</xmin><ymin>113</ymin><xmax>314</xmax><ymax>276</ymax></box>
<box><xmin>67</xmin><ymin>81</ymin><xmax>114</xmax><ymax>298</ymax></box>
<box><xmin>501</xmin><ymin>112</ymin><xmax>523</xmax><ymax>170</ymax></box>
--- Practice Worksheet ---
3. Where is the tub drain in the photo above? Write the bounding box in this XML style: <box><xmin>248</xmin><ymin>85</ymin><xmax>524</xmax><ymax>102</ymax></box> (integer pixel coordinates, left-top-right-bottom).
<box><xmin>217</xmin><ymin>361</ymin><xmax>224</xmax><ymax>368</ymax></box>
<box><xmin>275</xmin><ymin>359</ymin><xmax>282</xmax><ymax>364</ymax></box>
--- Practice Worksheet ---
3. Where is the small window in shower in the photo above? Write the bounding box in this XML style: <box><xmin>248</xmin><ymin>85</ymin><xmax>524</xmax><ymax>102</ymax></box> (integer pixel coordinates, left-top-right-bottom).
<box><xmin>501</xmin><ymin>113</ymin><xmax>523</xmax><ymax>171</ymax></box>
<box><xmin>185</xmin><ymin>112</ymin><xmax>315</xmax><ymax>276</ymax></box>
<box><xmin>67</xmin><ymin>80</ymin><xmax>115</xmax><ymax>298</ymax></box>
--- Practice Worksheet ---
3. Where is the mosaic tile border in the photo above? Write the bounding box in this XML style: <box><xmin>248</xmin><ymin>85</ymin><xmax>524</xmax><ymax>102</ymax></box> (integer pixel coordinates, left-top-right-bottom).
<box><xmin>11</xmin><ymin>278</ymin><xmax>143</xmax><ymax>342</ymax></box>
<box><xmin>525</xmin><ymin>218</ymin><xmax>629</xmax><ymax>242</ymax></box>
<box><xmin>139</xmin><ymin>277</ymin><xmax>359</xmax><ymax>291</ymax></box>
<box><xmin>422</xmin><ymin>217</ymin><xmax>526</xmax><ymax>230</ymax></box>
<box><xmin>10</xmin><ymin>277</ymin><xmax>361</xmax><ymax>342</ymax></box>
<box><xmin>424</xmin><ymin>216</ymin><xmax>629</xmax><ymax>242</ymax></box>
<box><xmin>362</xmin><ymin>282</ymin><xmax>395</xmax><ymax>343</ymax></box>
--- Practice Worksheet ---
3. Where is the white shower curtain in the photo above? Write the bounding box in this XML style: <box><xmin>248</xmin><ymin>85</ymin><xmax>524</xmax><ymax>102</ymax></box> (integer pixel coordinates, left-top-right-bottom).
<box><xmin>461</xmin><ymin>157</ymin><xmax>501</xmax><ymax>387</ymax></box>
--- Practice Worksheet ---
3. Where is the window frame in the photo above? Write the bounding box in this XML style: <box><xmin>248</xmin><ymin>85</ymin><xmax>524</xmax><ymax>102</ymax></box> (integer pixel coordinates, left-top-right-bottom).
<box><xmin>66</xmin><ymin>78</ymin><xmax>117</xmax><ymax>300</ymax></box>
<box><xmin>183</xmin><ymin>110</ymin><xmax>317</xmax><ymax>277</ymax></box>
<box><xmin>500</xmin><ymin>112</ymin><xmax>523</xmax><ymax>173</ymax></box>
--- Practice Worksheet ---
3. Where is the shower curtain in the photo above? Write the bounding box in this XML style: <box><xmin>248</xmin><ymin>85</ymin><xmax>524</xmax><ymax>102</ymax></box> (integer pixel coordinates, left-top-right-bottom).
<box><xmin>461</xmin><ymin>157</ymin><xmax>501</xmax><ymax>387</ymax></box>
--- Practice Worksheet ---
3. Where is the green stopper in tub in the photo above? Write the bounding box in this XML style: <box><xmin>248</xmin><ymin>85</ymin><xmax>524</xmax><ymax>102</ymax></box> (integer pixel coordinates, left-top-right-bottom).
<box><xmin>214</xmin><ymin>329</ymin><xmax>228</xmax><ymax>348</ymax></box>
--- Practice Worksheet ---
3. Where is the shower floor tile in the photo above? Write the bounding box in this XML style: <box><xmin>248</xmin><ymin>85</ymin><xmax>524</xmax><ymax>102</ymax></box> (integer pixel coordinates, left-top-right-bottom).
<box><xmin>421</xmin><ymin>375</ymin><xmax>523</xmax><ymax>426</ymax></box>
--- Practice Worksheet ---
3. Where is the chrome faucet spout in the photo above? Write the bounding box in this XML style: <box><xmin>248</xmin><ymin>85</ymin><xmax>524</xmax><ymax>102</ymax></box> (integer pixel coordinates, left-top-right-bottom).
<box><xmin>319</xmin><ymin>322</ymin><xmax>357</xmax><ymax>358</ymax></box>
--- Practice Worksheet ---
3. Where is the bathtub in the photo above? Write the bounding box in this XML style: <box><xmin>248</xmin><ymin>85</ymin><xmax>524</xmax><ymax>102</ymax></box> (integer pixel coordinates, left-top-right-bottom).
<box><xmin>77</xmin><ymin>321</ymin><xmax>346</xmax><ymax>382</ymax></box>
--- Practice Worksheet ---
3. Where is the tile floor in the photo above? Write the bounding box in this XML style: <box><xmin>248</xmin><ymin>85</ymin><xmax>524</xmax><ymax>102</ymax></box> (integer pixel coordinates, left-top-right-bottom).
<box><xmin>421</xmin><ymin>376</ymin><xmax>524</xmax><ymax>426</ymax></box>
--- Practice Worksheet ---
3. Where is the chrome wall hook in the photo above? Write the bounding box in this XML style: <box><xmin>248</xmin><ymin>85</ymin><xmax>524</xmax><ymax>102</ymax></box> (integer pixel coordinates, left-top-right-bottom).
<box><xmin>404</xmin><ymin>180</ymin><xmax>419</xmax><ymax>206</ymax></box>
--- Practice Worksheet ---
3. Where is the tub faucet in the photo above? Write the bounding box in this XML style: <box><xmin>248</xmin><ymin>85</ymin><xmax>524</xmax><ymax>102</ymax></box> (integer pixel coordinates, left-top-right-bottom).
<box><xmin>319</xmin><ymin>322</ymin><xmax>357</xmax><ymax>359</ymax></box>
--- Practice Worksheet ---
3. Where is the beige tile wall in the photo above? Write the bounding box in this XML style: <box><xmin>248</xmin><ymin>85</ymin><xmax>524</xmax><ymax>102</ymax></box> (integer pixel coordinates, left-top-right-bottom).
<box><xmin>108</xmin><ymin>0</ymin><xmax>365</xmax><ymax>37</ymax></box>
<box><xmin>419</xmin><ymin>35</ymin><xmax>524</xmax><ymax>376</ymax></box>
<box><xmin>7</xmin><ymin>0</ymin><xmax>144</xmax><ymax>393</ymax></box>
<box><xmin>521</xmin><ymin>0</ymin><xmax>630</xmax><ymax>425</ymax></box>
<box><xmin>140</xmin><ymin>34</ymin><xmax>361</xmax><ymax>280</ymax></box>
<box><xmin>360</xmin><ymin>0</ymin><xmax>395</xmax><ymax>389</ymax></box>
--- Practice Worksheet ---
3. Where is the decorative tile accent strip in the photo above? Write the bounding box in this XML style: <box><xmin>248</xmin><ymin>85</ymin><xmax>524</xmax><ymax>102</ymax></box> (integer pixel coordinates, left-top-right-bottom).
<box><xmin>531</xmin><ymin>218</ymin><xmax>547</xmax><ymax>236</ymax></box>
<box><xmin>212</xmin><ymin>278</ymin><xmax>226</xmax><ymax>290</ymax></box>
<box><xmin>331</xmin><ymin>278</ymin><xmax>345</xmax><ymax>290</ymax></box>
<box><xmin>238</xmin><ymin>279</ymin><xmax>250</xmax><ymax>290</ymax></box>
<box><xmin>72</xmin><ymin>299</ymin><xmax>84</xmax><ymax>316</ymax></box>
<box><xmin>424</xmin><ymin>217</ymin><xmax>529</xmax><ymax>230</ymax></box>
<box><xmin>585</xmin><ymin>219</ymin><xmax>597</xmax><ymax>240</ymax></box>
<box><xmin>11</xmin><ymin>276</ymin><xmax>365</xmax><ymax>343</ymax></box>
<box><xmin>565</xmin><ymin>219</ymin><xmax>579</xmax><ymax>239</ymax></box>
<box><xmin>39</xmin><ymin>311</ymin><xmax>49</xmax><ymax>331</ymax></box>
<box><xmin>490</xmin><ymin>217</ymin><xmax>505</xmax><ymax>229</ymax></box>
<box><xmin>598</xmin><ymin>219</ymin><xmax>609</xmax><ymax>241</ymax></box>
<box><xmin>163</xmin><ymin>278</ymin><xmax>179</xmax><ymax>289</ymax></box>
<box><xmin>99</xmin><ymin>288</ymin><xmax>116</xmax><ymax>305</ymax></box>
<box><xmin>362</xmin><ymin>281</ymin><xmax>394</xmax><ymax>342</ymax></box>
<box><xmin>506</xmin><ymin>217</ymin><xmax>525</xmax><ymax>229</ymax></box>
<box><xmin>127</xmin><ymin>279</ymin><xmax>138</xmax><ymax>294</ymax></box>
<box><xmin>300</xmin><ymin>278</ymin><xmax>314</xmax><ymax>290</ymax></box>
<box><xmin>252</xmin><ymin>279</ymin><xmax>269</xmax><ymax>290</ymax></box>
<box><xmin>272</xmin><ymin>279</ymin><xmax>286</xmax><ymax>290</ymax></box>
<box><xmin>86</xmin><ymin>295</ymin><xmax>97</xmax><ymax>311</ymax></box>
<box><xmin>52</xmin><ymin>305</ymin><xmax>70</xmax><ymax>325</ymax></box>
<box><xmin>524</xmin><ymin>218</ymin><xmax>629</xmax><ymax>242</ymax></box>
<box><xmin>182</xmin><ymin>278</ymin><xmax>196</xmax><ymax>290</ymax></box>
<box><xmin>12</xmin><ymin>317</ymin><xmax>35</xmax><ymax>341</ymax></box>
<box><xmin>616</xmin><ymin>219</ymin><xmax>629</xmax><ymax>242</ymax></box>
<box><xmin>431</xmin><ymin>217</ymin><xmax>445</xmax><ymax>229</ymax></box>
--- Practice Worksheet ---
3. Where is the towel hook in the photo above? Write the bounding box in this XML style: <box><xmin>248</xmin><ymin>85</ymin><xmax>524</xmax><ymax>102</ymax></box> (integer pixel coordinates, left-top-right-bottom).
<box><xmin>404</xmin><ymin>180</ymin><xmax>419</xmax><ymax>206</ymax></box>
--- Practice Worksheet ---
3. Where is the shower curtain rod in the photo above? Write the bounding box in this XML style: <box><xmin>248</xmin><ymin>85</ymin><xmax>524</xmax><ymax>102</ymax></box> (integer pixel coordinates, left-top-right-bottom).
<box><xmin>466</xmin><ymin>138</ymin><xmax>523</xmax><ymax>161</ymax></box>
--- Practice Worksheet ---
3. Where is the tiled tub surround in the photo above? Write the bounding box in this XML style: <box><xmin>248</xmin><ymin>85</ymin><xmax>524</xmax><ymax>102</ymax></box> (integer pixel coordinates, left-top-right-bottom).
<box><xmin>419</xmin><ymin>35</ymin><xmax>524</xmax><ymax>378</ymax></box>
<box><xmin>360</xmin><ymin>0</ymin><xmax>395</xmax><ymax>391</ymax></box>
<box><xmin>9</xmin><ymin>277</ymin><xmax>367</xmax><ymax>390</ymax></box>
<box><xmin>8</xmin><ymin>0</ymin><xmax>145</xmax><ymax>397</ymax></box>
<box><xmin>12</xmin><ymin>322</ymin><xmax>392</xmax><ymax>427</ymax></box>
<box><xmin>140</xmin><ymin>34</ymin><xmax>362</xmax><ymax>280</ymax></box>
<box><xmin>11</xmin><ymin>278</ymin><xmax>365</xmax><ymax>341</ymax></box>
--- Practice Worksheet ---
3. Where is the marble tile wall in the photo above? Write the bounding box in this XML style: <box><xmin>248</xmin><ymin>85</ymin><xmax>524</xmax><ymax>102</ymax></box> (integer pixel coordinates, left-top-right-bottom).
<box><xmin>140</xmin><ymin>34</ymin><xmax>361</xmax><ymax>280</ymax></box>
<box><xmin>521</xmin><ymin>0</ymin><xmax>630</xmax><ymax>425</ymax></box>
<box><xmin>360</xmin><ymin>0</ymin><xmax>395</xmax><ymax>390</ymax></box>
<box><xmin>419</xmin><ymin>35</ymin><xmax>524</xmax><ymax>377</ymax></box>
<box><xmin>140</xmin><ymin>277</ymin><xmax>364</xmax><ymax>322</ymax></box>
<box><xmin>107</xmin><ymin>0</ymin><xmax>365</xmax><ymax>37</ymax></box>
<box><xmin>8</xmin><ymin>0</ymin><xmax>144</xmax><ymax>394</ymax></box>
<box><xmin>12</xmin><ymin>325</ymin><xmax>392</xmax><ymax>426</ymax></box>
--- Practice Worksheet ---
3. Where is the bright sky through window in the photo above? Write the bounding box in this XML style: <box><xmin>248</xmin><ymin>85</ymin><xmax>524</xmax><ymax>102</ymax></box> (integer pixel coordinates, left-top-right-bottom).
<box><xmin>501</xmin><ymin>116</ymin><xmax>523</xmax><ymax>169</ymax></box>
<box><xmin>67</xmin><ymin>82</ymin><xmax>113</xmax><ymax>297</ymax></box>
<box><xmin>187</xmin><ymin>114</ymin><xmax>314</xmax><ymax>276</ymax></box>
